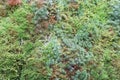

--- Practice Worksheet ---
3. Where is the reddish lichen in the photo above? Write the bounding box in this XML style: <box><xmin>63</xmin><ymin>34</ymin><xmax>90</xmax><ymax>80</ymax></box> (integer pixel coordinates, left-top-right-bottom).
<box><xmin>8</xmin><ymin>0</ymin><xmax>22</xmax><ymax>6</ymax></box>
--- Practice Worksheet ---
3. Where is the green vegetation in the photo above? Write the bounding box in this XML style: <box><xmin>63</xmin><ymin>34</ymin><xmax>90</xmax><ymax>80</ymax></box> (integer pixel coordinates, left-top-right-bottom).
<box><xmin>0</xmin><ymin>0</ymin><xmax>120</xmax><ymax>80</ymax></box>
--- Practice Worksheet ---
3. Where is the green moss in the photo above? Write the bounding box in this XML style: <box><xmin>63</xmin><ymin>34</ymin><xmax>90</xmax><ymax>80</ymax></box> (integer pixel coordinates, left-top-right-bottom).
<box><xmin>0</xmin><ymin>0</ymin><xmax>120</xmax><ymax>80</ymax></box>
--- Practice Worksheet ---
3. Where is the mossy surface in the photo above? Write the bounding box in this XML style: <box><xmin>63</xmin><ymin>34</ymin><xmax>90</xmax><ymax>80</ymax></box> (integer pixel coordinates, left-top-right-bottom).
<box><xmin>0</xmin><ymin>0</ymin><xmax>120</xmax><ymax>80</ymax></box>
